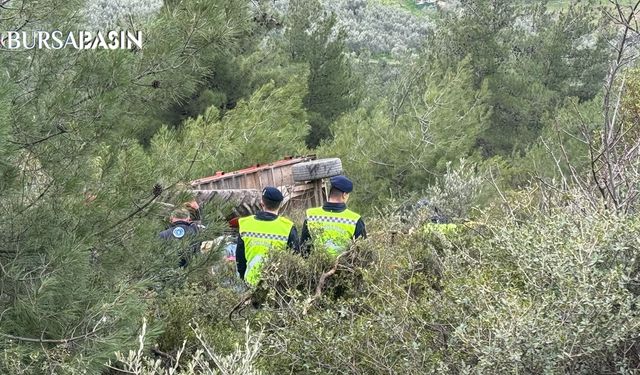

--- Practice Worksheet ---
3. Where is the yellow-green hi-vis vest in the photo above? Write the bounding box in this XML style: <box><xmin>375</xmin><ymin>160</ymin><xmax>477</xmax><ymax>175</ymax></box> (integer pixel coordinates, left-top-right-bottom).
<box><xmin>306</xmin><ymin>207</ymin><xmax>360</xmax><ymax>256</ymax></box>
<box><xmin>239</xmin><ymin>215</ymin><xmax>293</xmax><ymax>286</ymax></box>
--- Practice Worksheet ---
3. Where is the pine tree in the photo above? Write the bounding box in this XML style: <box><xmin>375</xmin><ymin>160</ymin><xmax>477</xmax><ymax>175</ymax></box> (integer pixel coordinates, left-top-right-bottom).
<box><xmin>286</xmin><ymin>0</ymin><xmax>361</xmax><ymax>148</ymax></box>
<box><xmin>437</xmin><ymin>0</ymin><xmax>609</xmax><ymax>156</ymax></box>
<box><xmin>0</xmin><ymin>0</ymin><xmax>251</xmax><ymax>372</ymax></box>
<box><xmin>148</xmin><ymin>77</ymin><xmax>310</xmax><ymax>179</ymax></box>
<box><xmin>320</xmin><ymin>59</ymin><xmax>490</xmax><ymax>211</ymax></box>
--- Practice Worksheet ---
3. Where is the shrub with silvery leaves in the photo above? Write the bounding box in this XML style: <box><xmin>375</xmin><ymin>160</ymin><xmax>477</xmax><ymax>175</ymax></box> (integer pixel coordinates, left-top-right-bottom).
<box><xmin>264</xmin><ymin>0</ymin><xmax>432</xmax><ymax>56</ymax></box>
<box><xmin>109</xmin><ymin>319</ymin><xmax>263</xmax><ymax>375</ymax></box>
<box><xmin>423</xmin><ymin>159</ymin><xmax>484</xmax><ymax>220</ymax></box>
<box><xmin>84</xmin><ymin>0</ymin><xmax>163</xmax><ymax>29</ymax></box>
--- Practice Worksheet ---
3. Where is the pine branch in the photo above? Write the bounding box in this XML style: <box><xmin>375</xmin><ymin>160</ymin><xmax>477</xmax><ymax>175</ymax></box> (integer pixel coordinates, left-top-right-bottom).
<box><xmin>0</xmin><ymin>323</ymin><xmax>104</xmax><ymax>344</ymax></box>
<box><xmin>8</xmin><ymin>129</ymin><xmax>67</xmax><ymax>148</ymax></box>
<box><xmin>96</xmin><ymin>194</ymin><xmax>161</xmax><ymax>237</ymax></box>
<box><xmin>94</xmin><ymin>142</ymin><xmax>201</xmax><ymax>238</ymax></box>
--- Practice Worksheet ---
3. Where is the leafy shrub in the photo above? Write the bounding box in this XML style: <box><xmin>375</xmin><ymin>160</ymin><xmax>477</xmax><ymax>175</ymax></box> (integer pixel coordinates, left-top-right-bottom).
<box><xmin>151</xmin><ymin>260</ymin><xmax>247</xmax><ymax>356</ymax></box>
<box><xmin>148</xmin><ymin>78</ymin><xmax>309</xmax><ymax>181</ymax></box>
<box><xmin>108</xmin><ymin>319</ymin><xmax>264</xmax><ymax>375</ymax></box>
<box><xmin>244</xmin><ymin>191</ymin><xmax>640</xmax><ymax>374</ymax></box>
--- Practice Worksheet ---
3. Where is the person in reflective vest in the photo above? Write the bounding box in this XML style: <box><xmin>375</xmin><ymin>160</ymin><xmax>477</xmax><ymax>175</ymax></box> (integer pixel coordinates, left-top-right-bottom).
<box><xmin>300</xmin><ymin>175</ymin><xmax>366</xmax><ymax>256</ymax></box>
<box><xmin>236</xmin><ymin>187</ymin><xmax>299</xmax><ymax>286</ymax></box>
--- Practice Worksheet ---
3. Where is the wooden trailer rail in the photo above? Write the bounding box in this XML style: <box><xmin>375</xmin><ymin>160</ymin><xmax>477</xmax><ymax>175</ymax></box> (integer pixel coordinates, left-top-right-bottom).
<box><xmin>189</xmin><ymin>155</ymin><xmax>338</xmax><ymax>217</ymax></box>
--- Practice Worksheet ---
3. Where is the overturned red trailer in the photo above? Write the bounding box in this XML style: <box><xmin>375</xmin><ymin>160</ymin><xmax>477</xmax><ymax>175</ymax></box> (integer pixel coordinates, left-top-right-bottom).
<box><xmin>189</xmin><ymin>155</ymin><xmax>344</xmax><ymax>221</ymax></box>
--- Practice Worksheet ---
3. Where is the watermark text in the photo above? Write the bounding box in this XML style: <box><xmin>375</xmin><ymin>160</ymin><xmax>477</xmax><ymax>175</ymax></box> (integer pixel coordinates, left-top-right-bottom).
<box><xmin>0</xmin><ymin>31</ymin><xmax>143</xmax><ymax>50</ymax></box>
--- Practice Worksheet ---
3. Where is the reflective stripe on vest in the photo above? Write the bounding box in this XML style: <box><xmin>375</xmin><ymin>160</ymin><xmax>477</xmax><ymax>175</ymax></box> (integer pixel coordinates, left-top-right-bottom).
<box><xmin>241</xmin><ymin>232</ymin><xmax>289</xmax><ymax>242</ymax></box>
<box><xmin>239</xmin><ymin>215</ymin><xmax>293</xmax><ymax>286</ymax></box>
<box><xmin>305</xmin><ymin>207</ymin><xmax>360</xmax><ymax>256</ymax></box>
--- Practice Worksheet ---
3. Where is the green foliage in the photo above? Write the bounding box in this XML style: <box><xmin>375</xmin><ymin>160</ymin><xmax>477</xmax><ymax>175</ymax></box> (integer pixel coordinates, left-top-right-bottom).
<box><xmin>109</xmin><ymin>319</ymin><xmax>263</xmax><ymax>374</ymax></box>
<box><xmin>320</xmin><ymin>59</ymin><xmax>489</xmax><ymax>212</ymax></box>
<box><xmin>422</xmin><ymin>159</ymin><xmax>487</xmax><ymax>220</ymax></box>
<box><xmin>1</xmin><ymin>0</ymin><xmax>636</xmax><ymax>372</ymax></box>
<box><xmin>437</xmin><ymin>0</ymin><xmax>610</xmax><ymax>156</ymax></box>
<box><xmin>0</xmin><ymin>0</ymin><xmax>255</xmax><ymax>372</ymax></box>
<box><xmin>438</xmin><ymin>196</ymin><xmax>640</xmax><ymax>373</ymax></box>
<box><xmin>148</xmin><ymin>77</ymin><xmax>310</xmax><ymax>180</ymax></box>
<box><xmin>508</xmin><ymin>96</ymin><xmax>602</xmax><ymax>188</ymax></box>
<box><xmin>622</xmin><ymin>67</ymin><xmax>640</xmax><ymax>130</ymax></box>
<box><xmin>153</xmin><ymin>274</ymin><xmax>245</xmax><ymax>355</ymax></box>
<box><xmin>84</xmin><ymin>0</ymin><xmax>163</xmax><ymax>28</ymax></box>
<box><xmin>0</xmin><ymin>81</ymin><xmax>16</xmax><ymax>193</ymax></box>
<box><xmin>286</xmin><ymin>0</ymin><xmax>362</xmax><ymax>147</ymax></box>
<box><xmin>248</xmin><ymin>193</ymin><xmax>640</xmax><ymax>373</ymax></box>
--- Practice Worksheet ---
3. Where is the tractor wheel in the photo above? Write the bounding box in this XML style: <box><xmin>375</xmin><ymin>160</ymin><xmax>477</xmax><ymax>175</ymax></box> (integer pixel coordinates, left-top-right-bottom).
<box><xmin>292</xmin><ymin>158</ymin><xmax>343</xmax><ymax>182</ymax></box>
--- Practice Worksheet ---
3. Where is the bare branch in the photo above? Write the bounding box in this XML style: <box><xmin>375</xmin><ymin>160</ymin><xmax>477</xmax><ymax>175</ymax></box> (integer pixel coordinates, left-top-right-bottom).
<box><xmin>0</xmin><ymin>319</ymin><xmax>104</xmax><ymax>344</ymax></box>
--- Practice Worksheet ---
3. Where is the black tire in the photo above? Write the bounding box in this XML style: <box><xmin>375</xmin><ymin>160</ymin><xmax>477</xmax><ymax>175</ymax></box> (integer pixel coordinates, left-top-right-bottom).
<box><xmin>292</xmin><ymin>158</ymin><xmax>343</xmax><ymax>182</ymax></box>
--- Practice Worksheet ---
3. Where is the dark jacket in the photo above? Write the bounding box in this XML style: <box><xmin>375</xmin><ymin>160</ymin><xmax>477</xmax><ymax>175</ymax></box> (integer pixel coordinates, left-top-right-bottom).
<box><xmin>159</xmin><ymin>220</ymin><xmax>199</xmax><ymax>240</ymax></box>
<box><xmin>159</xmin><ymin>220</ymin><xmax>200</xmax><ymax>267</ymax></box>
<box><xmin>236</xmin><ymin>211</ymin><xmax>299</xmax><ymax>280</ymax></box>
<box><xmin>300</xmin><ymin>202</ymin><xmax>366</xmax><ymax>256</ymax></box>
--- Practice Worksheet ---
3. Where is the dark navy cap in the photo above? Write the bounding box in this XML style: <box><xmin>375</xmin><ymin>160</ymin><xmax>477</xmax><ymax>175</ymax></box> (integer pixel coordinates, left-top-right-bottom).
<box><xmin>330</xmin><ymin>175</ymin><xmax>353</xmax><ymax>193</ymax></box>
<box><xmin>262</xmin><ymin>186</ymin><xmax>283</xmax><ymax>202</ymax></box>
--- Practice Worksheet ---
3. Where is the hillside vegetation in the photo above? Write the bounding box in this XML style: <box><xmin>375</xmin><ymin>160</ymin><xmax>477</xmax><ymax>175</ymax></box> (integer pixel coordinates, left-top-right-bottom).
<box><xmin>1</xmin><ymin>0</ymin><xmax>640</xmax><ymax>373</ymax></box>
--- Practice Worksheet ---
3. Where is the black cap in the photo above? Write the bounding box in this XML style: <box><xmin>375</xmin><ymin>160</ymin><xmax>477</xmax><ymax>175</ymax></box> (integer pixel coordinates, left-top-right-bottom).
<box><xmin>330</xmin><ymin>175</ymin><xmax>353</xmax><ymax>193</ymax></box>
<box><xmin>262</xmin><ymin>186</ymin><xmax>283</xmax><ymax>202</ymax></box>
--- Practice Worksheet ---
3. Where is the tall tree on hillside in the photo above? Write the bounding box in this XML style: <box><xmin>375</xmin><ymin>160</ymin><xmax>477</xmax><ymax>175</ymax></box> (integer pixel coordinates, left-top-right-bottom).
<box><xmin>149</xmin><ymin>77</ymin><xmax>310</xmax><ymax>178</ymax></box>
<box><xmin>286</xmin><ymin>0</ymin><xmax>361</xmax><ymax>148</ymax></box>
<box><xmin>437</xmin><ymin>0</ymin><xmax>610</xmax><ymax>156</ymax></box>
<box><xmin>0</xmin><ymin>0</ymin><xmax>251</xmax><ymax>372</ymax></box>
<box><xmin>320</xmin><ymin>59</ymin><xmax>490</xmax><ymax>211</ymax></box>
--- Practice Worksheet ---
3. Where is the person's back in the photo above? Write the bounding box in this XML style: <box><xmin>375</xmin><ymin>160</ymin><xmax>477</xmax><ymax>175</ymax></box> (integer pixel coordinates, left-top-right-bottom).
<box><xmin>159</xmin><ymin>207</ymin><xmax>199</xmax><ymax>239</ymax></box>
<box><xmin>236</xmin><ymin>187</ymin><xmax>298</xmax><ymax>286</ymax></box>
<box><xmin>159</xmin><ymin>208</ymin><xmax>200</xmax><ymax>266</ymax></box>
<box><xmin>300</xmin><ymin>176</ymin><xmax>365</xmax><ymax>256</ymax></box>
